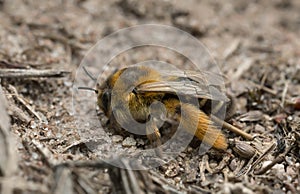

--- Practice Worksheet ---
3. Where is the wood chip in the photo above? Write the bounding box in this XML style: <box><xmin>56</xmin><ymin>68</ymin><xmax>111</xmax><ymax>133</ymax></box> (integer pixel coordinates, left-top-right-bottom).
<box><xmin>237</xmin><ymin>110</ymin><xmax>264</xmax><ymax>122</ymax></box>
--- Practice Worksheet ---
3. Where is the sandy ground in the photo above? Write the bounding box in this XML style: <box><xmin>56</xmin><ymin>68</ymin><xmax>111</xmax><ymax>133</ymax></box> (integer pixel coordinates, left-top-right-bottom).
<box><xmin>0</xmin><ymin>0</ymin><xmax>300</xmax><ymax>193</ymax></box>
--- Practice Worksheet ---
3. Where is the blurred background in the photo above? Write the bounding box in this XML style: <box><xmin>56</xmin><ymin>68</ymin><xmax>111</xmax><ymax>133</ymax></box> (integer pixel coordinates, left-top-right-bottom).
<box><xmin>0</xmin><ymin>0</ymin><xmax>299</xmax><ymax>193</ymax></box>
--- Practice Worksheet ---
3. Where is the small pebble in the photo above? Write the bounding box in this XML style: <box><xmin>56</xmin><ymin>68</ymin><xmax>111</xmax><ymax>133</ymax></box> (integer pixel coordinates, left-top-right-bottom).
<box><xmin>254</xmin><ymin>124</ymin><xmax>265</xmax><ymax>133</ymax></box>
<box><xmin>165</xmin><ymin>162</ymin><xmax>179</xmax><ymax>177</ymax></box>
<box><xmin>46</xmin><ymin>131</ymin><xmax>53</xmax><ymax>137</ymax></box>
<box><xmin>32</xmin><ymin>152</ymin><xmax>39</xmax><ymax>160</ymax></box>
<box><xmin>56</xmin><ymin>133</ymin><xmax>62</xmax><ymax>139</ymax></box>
<box><xmin>136</xmin><ymin>138</ymin><xmax>145</xmax><ymax>146</ymax></box>
<box><xmin>30</xmin><ymin>122</ymin><xmax>37</xmax><ymax>129</ymax></box>
<box><xmin>17</xmin><ymin>142</ymin><xmax>24</xmax><ymax>150</ymax></box>
<box><xmin>186</xmin><ymin>146</ymin><xmax>193</xmax><ymax>153</ymax></box>
<box><xmin>174</xmin><ymin>176</ymin><xmax>181</xmax><ymax>183</ymax></box>
<box><xmin>229</xmin><ymin>158</ymin><xmax>238</xmax><ymax>171</ymax></box>
<box><xmin>112</xmin><ymin>135</ymin><xmax>124</xmax><ymax>143</ymax></box>
<box><xmin>122</xmin><ymin>137</ymin><xmax>136</xmax><ymax>147</ymax></box>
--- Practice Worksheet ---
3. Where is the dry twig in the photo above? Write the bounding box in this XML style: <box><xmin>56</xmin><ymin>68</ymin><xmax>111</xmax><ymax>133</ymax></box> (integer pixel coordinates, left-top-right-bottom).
<box><xmin>251</xmin><ymin>81</ymin><xmax>277</xmax><ymax>95</ymax></box>
<box><xmin>211</xmin><ymin>115</ymin><xmax>254</xmax><ymax>140</ymax></box>
<box><xmin>250</xmin><ymin>142</ymin><xmax>277</xmax><ymax>173</ymax></box>
<box><xmin>281</xmin><ymin>81</ymin><xmax>289</xmax><ymax>107</ymax></box>
<box><xmin>6</xmin><ymin>84</ymin><xmax>44</xmax><ymax>122</ymax></box>
<box><xmin>223</xmin><ymin>39</ymin><xmax>241</xmax><ymax>60</ymax></box>
<box><xmin>0</xmin><ymin>69</ymin><xmax>70</xmax><ymax>78</ymax></box>
<box><xmin>254</xmin><ymin>141</ymin><xmax>295</xmax><ymax>175</ymax></box>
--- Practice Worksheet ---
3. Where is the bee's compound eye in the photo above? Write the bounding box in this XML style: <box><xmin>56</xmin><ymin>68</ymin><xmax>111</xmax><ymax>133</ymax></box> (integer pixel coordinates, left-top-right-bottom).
<box><xmin>101</xmin><ymin>90</ymin><xmax>111</xmax><ymax>113</ymax></box>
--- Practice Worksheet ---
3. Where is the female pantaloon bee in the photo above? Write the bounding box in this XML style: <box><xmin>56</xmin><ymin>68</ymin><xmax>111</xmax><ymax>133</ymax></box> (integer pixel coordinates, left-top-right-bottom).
<box><xmin>95</xmin><ymin>65</ymin><xmax>235</xmax><ymax>150</ymax></box>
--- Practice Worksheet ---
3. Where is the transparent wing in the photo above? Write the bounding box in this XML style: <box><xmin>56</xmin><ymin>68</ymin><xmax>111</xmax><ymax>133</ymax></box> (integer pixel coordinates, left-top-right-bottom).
<box><xmin>137</xmin><ymin>69</ymin><xmax>229</xmax><ymax>102</ymax></box>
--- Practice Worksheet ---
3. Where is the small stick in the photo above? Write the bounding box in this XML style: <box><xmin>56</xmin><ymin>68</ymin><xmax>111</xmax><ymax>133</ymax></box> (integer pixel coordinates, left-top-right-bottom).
<box><xmin>31</xmin><ymin>139</ymin><xmax>58</xmax><ymax>167</ymax></box>
<box><xmin>211</xmin><ymin>115</ymin><xmax>254</xmax><ymax>140</ymax></box>
<box><xmin>204</xmin><ymin>154</ymin><xmax>213</xmax><ymax>173</ymax></box>
<box><xmin>281</xmin><ymin>81</ymin><xmax>289</xmax><ymax>107</ymax></box>
<box><xmin>199</xmin><ymin>156</ymin><xmax>206</xmax><ymax>182</ymax></box>
<box><xmin>7</xmin><ymin>101</ymin><xmax>31</xmax><ymax>123</ymax></box>
<box><xmin>223</xmin><ymin>39</ymin><xmax>240</xmax><ymax>60</ymax></box>
<box><xmin>251</xmin><ymin>82</ymin><xmax>277</xmax><ymax>95</ymax></box>
<box><xmin>121</xmin><ymin>159</ymin><xmax>143</xmax><ymax>194</ymax></box>
<box><xmin>233</xmin><ymin>159</ymin><xmax>245</xmax><ymax>175</ymax></box>
<box><xmin>212</xmin><ymin>153</ymin><xmax>231</xmax><ymax>173</ymax></box>
<box><xmin>260</xmin><ymin>69</ymin><xmax>268</xmax><ymax>86</ymax></box>
<box><xmin>0</xmin><ymin>69</ymin><xmax>69</xmax><ymax>78</ymax></box>
<box><xmin>250</xmin><ymin>142</ymin><xmax>277</xmax><ymax>172</ymax></box>
<box><xmin>236</xmin><ymin>152</ymin><xmax>257</xmax><ymax>177</ymax></box>
<box><xmin>7</xmin><ymin>84</ymin><xmax>44</xmax><ymax>121</ymax></box>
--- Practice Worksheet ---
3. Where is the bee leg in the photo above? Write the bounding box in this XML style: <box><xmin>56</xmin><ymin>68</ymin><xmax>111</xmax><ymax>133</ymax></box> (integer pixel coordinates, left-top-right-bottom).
<box><xmin>146</xmin><ymin>117</ymin><xmax>163</xmax><ymax>158</ymax></box>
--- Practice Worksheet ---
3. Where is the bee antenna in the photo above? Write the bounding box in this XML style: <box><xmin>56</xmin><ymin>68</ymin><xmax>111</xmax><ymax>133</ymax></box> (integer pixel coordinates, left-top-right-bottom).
<box><xmin>78</xmin><ymin>87</ymin><xmax>98</xmax><ymax>94</ymax></box>
<box><xmin>82</xmin><ymin>66</ymin><xmax>97</xmax><ymax>81</ymax></box>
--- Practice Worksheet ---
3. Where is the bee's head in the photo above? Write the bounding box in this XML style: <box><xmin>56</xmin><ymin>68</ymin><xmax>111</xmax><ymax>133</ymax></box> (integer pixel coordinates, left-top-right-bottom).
<box><xmin>77</xmin><ymin>84</ymin><xmax>111</xmax><ymax>115</ymax></box>
<box><xmin>97</xmin><ymin>88</ymin><xmax>111</xmax><ymax>115</ymax></box>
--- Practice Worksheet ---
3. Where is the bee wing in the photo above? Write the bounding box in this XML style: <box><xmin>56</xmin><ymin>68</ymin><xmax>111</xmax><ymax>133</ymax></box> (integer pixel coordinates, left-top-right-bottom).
<box><xmin>161</xmin><ymin>69</ymin><xmax>226</xmax><ymax>88</ymax></box>
<box><xmin>137</xmin><ymin>70</ymin><xmax>229</xmax><ymax>101</ymax></box>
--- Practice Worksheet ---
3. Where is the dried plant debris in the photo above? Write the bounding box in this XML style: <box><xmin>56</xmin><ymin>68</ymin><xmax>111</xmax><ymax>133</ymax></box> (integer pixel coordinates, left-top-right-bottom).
<box><xmin>0</xmin><ymin>68</ymin><xmax>70</xmax><ymax>78</ymax></box>
<box><xmin>0</xmin><ymin>86</ymin><xmax>12</xmax><ymax>176</ymax></box>
<box><xmin>0</xmin><ymin>85</ymin><xmax>18</xmax><ymax>193</ymax></box>
<box><xmin>0</xmin><ymin>0</ymin><xmax>300</xmax><ymax>193</ymax></box>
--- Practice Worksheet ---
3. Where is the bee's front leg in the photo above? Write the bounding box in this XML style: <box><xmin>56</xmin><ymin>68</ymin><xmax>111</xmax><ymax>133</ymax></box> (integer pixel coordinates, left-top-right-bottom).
<box><xmin>146</xmin><ymin>116</ymin><xmax>163</xmax><ymax>157</ymax></box>
<box><xmin>146</xmin><ymin>117</ymin><xmax>161</xmax><ymax>143</ymax></box>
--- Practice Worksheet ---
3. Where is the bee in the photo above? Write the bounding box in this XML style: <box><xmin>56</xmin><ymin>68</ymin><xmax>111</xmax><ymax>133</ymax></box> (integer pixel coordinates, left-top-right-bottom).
<box><xmin>92</xmin><ymin>65</ymin><xmax>235</xmax><ymax>150</ymax></box>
